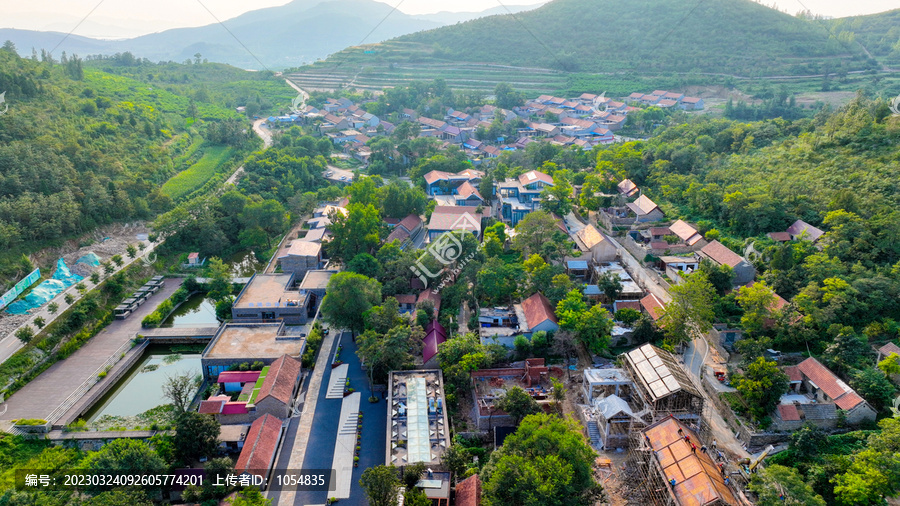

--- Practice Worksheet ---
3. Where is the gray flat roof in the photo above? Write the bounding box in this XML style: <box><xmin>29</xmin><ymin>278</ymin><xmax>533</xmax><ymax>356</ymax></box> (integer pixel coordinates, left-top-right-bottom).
<box><xmin>299</xmin><ymin>270</ymin><xmax>336</xmax><ymax>291</ymax></box>
<box><xmin>234</xmin><ymin>273</ymin><xmax>300</xmax><ymax>309</ymax></box>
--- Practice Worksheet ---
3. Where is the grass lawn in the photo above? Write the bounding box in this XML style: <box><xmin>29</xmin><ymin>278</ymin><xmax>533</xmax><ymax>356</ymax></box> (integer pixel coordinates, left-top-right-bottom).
<box><xmin>161</xmin><ymin>145</ymin><xmax>235</xmax><ymax>200</ymax></box>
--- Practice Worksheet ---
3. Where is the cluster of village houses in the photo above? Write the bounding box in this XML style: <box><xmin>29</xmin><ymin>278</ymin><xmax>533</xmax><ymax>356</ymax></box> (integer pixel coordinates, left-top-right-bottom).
<box><xmin>196</xmin><ymin>90</ymin><xmax>900</xmax><ymax>506</ymax></box>
<box><xmin>268</xmin><ymin>89</ymin><xmax>704</xmax><ymax>166</ymax></box>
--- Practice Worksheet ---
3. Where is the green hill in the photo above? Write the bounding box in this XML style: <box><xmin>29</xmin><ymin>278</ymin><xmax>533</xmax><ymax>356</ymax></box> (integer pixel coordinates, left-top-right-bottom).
<box><xmin>288</xmin><ymin>0</ymin><xmax>886</xmax><ymax>94</ymax></box>
<box><xmin>829</xmin><ymin>8</ymin><xmax>900</xmax><ymax>68</ymax></box>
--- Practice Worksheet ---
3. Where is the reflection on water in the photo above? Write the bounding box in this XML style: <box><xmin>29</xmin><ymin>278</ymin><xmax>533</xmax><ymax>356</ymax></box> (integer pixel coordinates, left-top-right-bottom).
<box><xmin>226</xmin><ymin>250</ymin><xmax>265</xmax><ymax>277</ymax></box>
<box><xmin>85</xmin><ymin>349</ymin><xmax>201</xmax><ymax>421</ymax></box>
<box><xmin>162</xmin><ymin>292</ymin><xmax>218</xmax><ymax>327</ymax></box>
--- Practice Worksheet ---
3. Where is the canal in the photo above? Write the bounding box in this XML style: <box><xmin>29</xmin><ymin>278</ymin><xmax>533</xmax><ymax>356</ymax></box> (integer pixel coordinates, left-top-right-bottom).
<box><xmin>84</xmin><ymin>345</ymin><xmax>203</xmax><ymax>422</ymax></box>
<box><xmin>162</xmin><ymin>292</ymin><xmax>219</xmax><ymax>327</ymax></box>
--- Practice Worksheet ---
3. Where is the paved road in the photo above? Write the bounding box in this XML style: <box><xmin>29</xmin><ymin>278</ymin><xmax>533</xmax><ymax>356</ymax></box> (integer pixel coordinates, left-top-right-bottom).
<box><xmin>0</xmin><ymin>241</ymin><xmax>159</xmax><ymax>365</ymax></box>
<box><xmin>605</xmin><ymin>234</ymin><xmax>672</xmax><ymax>304</ymax></box>
<box><xmin>0</xmin><ymin>278</ymin><xmax>183</xmax><ymax>421</ymax></box>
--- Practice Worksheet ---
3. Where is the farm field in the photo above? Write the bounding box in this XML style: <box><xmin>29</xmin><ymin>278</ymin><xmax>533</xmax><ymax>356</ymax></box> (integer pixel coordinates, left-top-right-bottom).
<box><xmin>161</xmin><ymin>145</ymin><xmax>235</xmax><ymax>200</ymax></box>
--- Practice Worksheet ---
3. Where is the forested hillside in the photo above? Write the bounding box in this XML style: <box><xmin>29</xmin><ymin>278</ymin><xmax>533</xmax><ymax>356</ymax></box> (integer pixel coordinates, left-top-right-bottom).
<box><xmin>395</xmin><ymin>0</ymin><xmax>873</xmax><ymax>75</ymax></box>
<box><xmin>829</xmin><ymin>8</ymin><xmax>900</xmax><ymax>68</ymax></box>
<box><xmin>0</xmin><ymin>45</ymin><xmax>285</xmax><ymax>289</ymax></box>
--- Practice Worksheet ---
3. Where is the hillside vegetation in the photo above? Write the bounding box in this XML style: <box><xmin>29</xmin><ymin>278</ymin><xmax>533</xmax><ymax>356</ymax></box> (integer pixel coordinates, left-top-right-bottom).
<box><xmin>0</xmin><ymin>47</ymin><xmax>281</xmax><ymax>289</ymax></box>
<box><xmin>829</xmin><ymin>8</ymin><xmax>900</xmax><ymax>68</ymax></box>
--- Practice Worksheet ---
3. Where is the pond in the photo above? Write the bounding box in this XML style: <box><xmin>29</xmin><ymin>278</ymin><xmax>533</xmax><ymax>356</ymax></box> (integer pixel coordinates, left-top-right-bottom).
<box><xmin>85</xmin><ymin>346</ymin><xmax>202</xmax><ymax>422</ymax></box>
<box><xmin>162</xmin><ymin>292</ymin><xmax>219</xmax><ymax>327</ymax></box>
<box><xmin>226</xmin><ymin>250</ymin><xmax>265</xmax><ymax>277</ymax></box>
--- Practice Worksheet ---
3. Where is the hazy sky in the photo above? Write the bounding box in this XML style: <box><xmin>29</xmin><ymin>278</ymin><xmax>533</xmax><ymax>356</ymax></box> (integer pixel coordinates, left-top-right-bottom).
<box><xmin>2</xmin><ymin>0</ymin><xmax>897</xmax><ymax>38</ymax></box>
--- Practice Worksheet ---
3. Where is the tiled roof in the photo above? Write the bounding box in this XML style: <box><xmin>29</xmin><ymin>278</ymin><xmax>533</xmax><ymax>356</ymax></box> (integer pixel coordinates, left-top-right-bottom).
<box><xmin>222</xmin><ymin>402</ymin><xmax>249</xmax><ymax>415</ymax></box>
<box><xmin>786</xmin><ymin>220</ymin><xmax>824</xmax><ymax>241</ymax></box>
<box><xmin>576</xmin><ymin>224</ymin><xmax>607</xmax><ymax>250</ymax></box>
<box><xmin>398</xmin><ymin>214</ymin><xmax>422</xmax><ymax>233</ymax></box>
<box><xmin>642</xmin><ymin>417</ymin><xmax>737</xmax><ymax>506</ymax></box>
<box><xmin>423</xmin><ymin>321</ymin><xmax>448</xmax><ymax>364</ymax></box>
<box><xmin>395</xmin><ymin>294</ymin><xmax>417</xmax><ymax>305</ymax></box>
<box><xmin>617</xmin><ymin>179</ymin><xmax>639</xmax><ymax>197</ymax></box>
<box><xmin>235</xmin><ymin>414</ymin><xmax>282</xmax><ymax>480</ymax></box>
<box><xmin>783</xmin><ymin>365</ymin><xmax>803</xmax><ymax>383</ymax></box>
<box><xmin>521</xmin><ymin>292</ymin><xmax>557</xmax><ymax>328</ymax></box>
<box><xmin>777</xmin><ymin>403</ymin><xmax>800</xmax><ymax>421</ymax></box>
<box><xmin>428</xmin><ymin>206</ymin><xmax>484</xmax><ymax>233</ymax></box>
<box><xmin>385</xmin><ymin>226</ymin><xmax>411</xmax><ymax>243</ymax></box>
<box><xmin>640</xmin><ymin>293</ymin><xmax>664</xmax><ymax>321</ymax></box>
<box><xmin>878</xmin><ymin>342</ymin><xmax>900</xmax><ymax>357</ymax></box>
<box><xmin>682</xmin><ymin>97</ymin><xmax>702</xmax><ymax>103</ymax></box>
<box><xmin>517</xmin><ymin>170</ymin><xmax>553</xmax><ymax>186</ymax></box>
<box><xmin>456</xmin><ymin>181</ymin><xmax>483</xmax><ymax>201</ymax></box>
<box><xmin>614</xmin><ymin>300</ymin><xmax>642</xmax><ymax>313</ymax></box>
<box><xmin>256</xmin><ymin>355</ymin><xmax>301</xmax><ymax>406</ymax></box>
<box><xmin>797</xmin><ymin>357</ymin><xmax>864</xmax><ymax>410</ymax></box>
<box><xmin>669</xmin><ymin>220</ymin><xmax>703</xmax><ymax>246</ymax></box>
<box><xmin>700</xmin><ymin>240</ymin><xmax>744</xmax><ymax>268</ymax></box>
<box><xmin>626</xmin><ymin>195</ymin><xmax>660</xmax><ymax>216</ymax></box>
<box><xmin>417</xmin><ymin>290</ymin><xmax>441</xmax><ymax>314</ymax></box>
<box><xmin>198</xmin><ymin>395</ymin><xmax>229</xmax><ymax>414</ymax></box>
<box><xmin>767</xmin><ymin>231</ymin><xmax>791</xmax><ymax>242</ymax></box>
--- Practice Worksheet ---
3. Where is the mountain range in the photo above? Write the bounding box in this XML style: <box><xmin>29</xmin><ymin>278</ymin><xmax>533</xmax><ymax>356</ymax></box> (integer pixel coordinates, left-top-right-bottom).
<box><xmin>0</xmin><ymin>0</ymin><xmax>545</xmax><ymax>70</ymax></box>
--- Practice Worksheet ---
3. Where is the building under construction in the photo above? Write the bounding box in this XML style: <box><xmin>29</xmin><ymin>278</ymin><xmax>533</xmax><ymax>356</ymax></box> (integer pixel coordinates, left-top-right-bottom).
<box><xmin>623</xmin><ymin>416</ymin><xmax>739</xmax><ymax>506</ymax></box>
<box><xmin>621</xmin><ymin>344</ymin><xmax>705</xmax><ymax>426</ymax></box>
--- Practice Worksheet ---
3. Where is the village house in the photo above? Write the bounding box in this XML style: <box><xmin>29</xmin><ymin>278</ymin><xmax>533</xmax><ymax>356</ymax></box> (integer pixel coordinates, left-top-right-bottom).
<box><xmin>423</xmin><ymin>168</ymin><xmax>485</xmax><ymax>196</ymax></box>
<box><xmin>573</xmin><ymin>224</ymin><xmax>618</xmax><ymax>263</ymax></box>
<box><xmin>497</xmin><ymin>170</ymin><xmax>553</xmax><ymax>226</ymax></box>
<box><xmin>698</xmin><ymin>240</ymin><xmax>756</xmax><ymax>285</ymax></box>
<box><xmin>385</xmin><ymin>214</ymin><xmax>424</xmax><ymax>246</ymax></box>
<box><xmin>233</xmin><ymin>413</ymin><xmax>284</xmax><ymax>486</ymax></box>
<box><xmin>621</xmin><ymin>344</ymin><xmax>705</xmax><ymax>424</ymax></box>
<box><xmin>427</xmin><ymin>206</ymin><xmax>485</xmax><ymax>241</ymax></box>
<box><xmin>785</xmin><ymin>219</ymin><xmax>825</xmax><ymax>242</ymax></box>
<box><xmin>625</xmin><ymin>194</ymin><xmax>665</xmax><ymax>223</ymax></box>
<box><xmin>774</xmin><ymin>357</ymin><xmax>877</xmax><ymax>429</ymax></box>
<box><xmin>617</xmin><ymin>178</ymin><xmax>640</xmax><ymax>198</ymax></box>
<box><xmin>470</xmin><ymin>359</ymin><xmax>552</xmax><ymax>429</ymax></box>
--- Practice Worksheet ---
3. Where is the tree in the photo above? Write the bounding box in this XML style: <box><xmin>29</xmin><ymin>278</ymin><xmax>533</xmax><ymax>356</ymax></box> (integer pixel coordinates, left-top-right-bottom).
<box><xmin>76</xmin><ymin>282</ymin><xmax>87</xmax><ymax>294</ymax></box>
<box><xmin>736</xmin><ymin>280</ymin><xmax>777</xmax><ymax>335</ymax></box>
<box><xmin>162</xmin><ymin>372</ymin><xmax>197</xmax><ymax>414</ymax></box>
<box><xmin>90</xmin><ymin>272</ymin><xmax>100</xmax><ymax>284</ymax></box>
<box><xmin>15</xmin><ymin>325</ymin><xmax>34</xmax><ymax>343</ymax></box>
<box><xmin>326</xmin><ymin>203</ymin><xmax>383</xmax><ymax>262</ymax></box>
<box><xmin>227</xmin><ymin>488</ymin><xmax>272</xmax><ymax>505</ymax></box>
<box><xmin>126</xmin><ymin>244</ymin><xmax>138</xmax><ymax>259</ymax></box>
<box><xmin>497</xmin><ymin>386</ymin><xmax>541</xmax><ymax>424</ymax></box>
<box><xmin>103</xmin><ymin>262</ymin><xmax>114</xmax><ymax>275</ymax></box>
<box><xmin>878</xmin><ymin>352</ymin><xmax>900</xmax><ymax>376</ymax></box>
<box><xmin>850</xmin><ymin>367</ymin><xmax>896</xmax><ymax>412</ymax></box>
<box><xmin>112</xmin><ymin>254</ymin><xmax>123</xmax><ymax>267</ymax></box>
<box><xmin>403</xmin><ymin>489</ymin><xmax>431</xmax><ymax>506</ymax></box>
<box><xmin>364</xmin><ymin>297</ymin><xmax>403</xmax><ymax>334</ymax></box>
<box><xmin>415</xmin><ymin>299</ymin><xmax>435</xmax><ymax>328</ymax></box>
<box><xmin>733</xmin><ymin>357</ymin><xmax>788</xmax><ymax>421</ymax></box>
<box><xmin>239</xmin><ymin>199</ymin><xmax>287</xmax><ymax>249</ymax></box>
<box><xmin>347</xmin><ymin>252</ymin><xmax>382</xmax><ymax>279</ymax></box>
<box><xmin>511</xmin><ymin>211</ymin><xmax>571</xmax><ymax>262</ymax></box>
<box><xmin>476</xmin><ymin>257</ymin><xmax>522</xmax><ymax>306</ymax></box>
<box><xmin>358</xmin><ymin>325</ymin><xmax>423</xmax><ymax>392</ymax></box>
<box><xmin>174</xmin><ymin>412</ymin><xmax>220</xmax><ymax>464</ymax></box>
<box><xmin>700</xmin><ymin>259</ymin><xmax>734</xmax><ymax>296</ymax></box>
<box><xmin>596</xmin><ymin>270</ymin><xmax>623</xmax><ymax>303</ymax></box>
<box><xmin>402</xmin><ymin>462</ymin><xmax>428</xmax><ymax>489</ymax></box>
<box><xmin>555</xmin><ymin>290</ymin><xmax>613</xmax><ymax>354</ymax></box>
<box><xmin>65</xmin><ymin>293</ymin><xmax>75</xmax><ymax>304</ymax></box>
<box><xmin>482</xmin><ymin>414</ymin><xmax>602</xmax><ymax>506</ymax></box>
<box><xmin>550</xmin><ymin>377</ymin><xmax>566</xmax><ymax>415</ymax></box>
<box><xmin>494</xmin><ymin>82</ymin><xmax>524</xmax><ymax>109</ymax></box>
<box><xmin>205</xmin><ymin>257</ymin><xmax>233</xmax><ymax>302</ymax></box>
<box><xmin>832</xmin><ymin>417</ymin><xmax>900</xmax><ymax>505</ymax></box>
<box><xmin>749</xmin><ymin>464</ymin><xmax>826</xmax><ymax>506</ymax></box>
<box><xmin>615</xmin><ymin>308</ymin><xmax>641</xmax><ymax>326</ymax></box>
<box><xmin>540</xmin><ymin>171</ymin><xmax>574</xmax><ymax>217</ymax></box>
<box><xmin>320</xmin><ymin>272</ymin><xmax>383</xmax><ymax>334</ymax></box>
<box><xmin>359</xmin><ymin>465</ymin><xmax>400</xmax><ymax>506</ymax></box>
<box><xmin>659</xmin><ymin>272</ymin><xmax>716</xmax><ymax>345</ymax></box>
<box><xmin>48</xmin><ymin>302</ymin><xmax>59</xmax><ymax>314</ymax></box>
<box><xmin>33</xmin><ymin>316</ymin><xmax>45</xmax><ymax>329</ymax></box>
<box><xmin>81</xmin><ymin>439</ymin><xmax>167</xmax><ymax>482</ymax></box>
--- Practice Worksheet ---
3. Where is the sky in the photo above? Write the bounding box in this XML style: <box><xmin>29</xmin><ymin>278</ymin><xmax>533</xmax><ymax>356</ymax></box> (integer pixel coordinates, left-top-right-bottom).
<box><xmin>1</xmin><ymin>0</ymin><xmax>897</xmax><ymax>38</ymax></box>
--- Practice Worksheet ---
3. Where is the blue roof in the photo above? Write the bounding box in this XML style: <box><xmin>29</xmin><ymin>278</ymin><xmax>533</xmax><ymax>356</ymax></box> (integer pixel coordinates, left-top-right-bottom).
<box><xmin>567</xmin><ymin>260</ymin><xmax>589</xmax><ymax>270</ymax></box>
<box><xmin>584</xmin><ymin>285</ymin><xmax>602</xmax><ymax>296</ymax></box>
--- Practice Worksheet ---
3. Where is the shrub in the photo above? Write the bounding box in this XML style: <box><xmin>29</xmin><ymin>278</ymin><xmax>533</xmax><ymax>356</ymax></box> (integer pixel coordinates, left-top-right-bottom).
<box><xmin>98</xmin><ymin>371</ymin><xmax>107</xmax><ymax>378</ymax></box>
<box><xmin>14</xmin><ymin>418</ymin><xmax>48</xmax><ymax>426</ymax></box>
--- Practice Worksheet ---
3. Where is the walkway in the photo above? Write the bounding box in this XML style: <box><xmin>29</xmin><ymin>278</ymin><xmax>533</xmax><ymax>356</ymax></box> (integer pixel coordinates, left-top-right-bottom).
<box><xmin>0</xmin><ymin>279</ymin><xmax>183</xmax><ymax>422</ymax></box>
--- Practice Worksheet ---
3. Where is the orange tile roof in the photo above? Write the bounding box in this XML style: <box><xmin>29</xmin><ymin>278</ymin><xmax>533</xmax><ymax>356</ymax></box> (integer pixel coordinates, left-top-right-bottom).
<box><xmin>797</xmin><ymin>357</ymin><xmax>864</xmax><ymax>410</ymax></box>
<box><xmin>640</xmin><ymin>293</ymin><xmax>664</xmax><ymax>321</ymax></box>
<box><xmin>256</xmin><ymin>355</ymin><xmax>301</xmax><ymax>406</ymax></box>
<box><xmin>700</xmin><ymin>240</ymin><xmax>744</xmax><ymax>268</ymax></box>
<box><xmin>235</xmin><ymin>414</ymin><xmax>282</xmax><ymax>480</ymax></box>
<box><xmin>642</xmin><ymin>417</ymin><xmax>738</xmax><ymax>506</ymax></box>
<box><xmin>521</xmin><ymin>292</ymin><xmax>557</xmax><ymax>328</ymax></box>
<box><xmin>777</xmin><ymin>403</ymin><xmax>801</xmax><ymax>421</ymax></box>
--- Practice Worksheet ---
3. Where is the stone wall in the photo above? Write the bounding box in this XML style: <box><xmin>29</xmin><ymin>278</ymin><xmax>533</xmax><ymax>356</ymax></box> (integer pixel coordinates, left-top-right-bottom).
<box><xmin>700</xmin><ymin>370</ymin><xmax>789</xmax><ymax>451</ymax></box>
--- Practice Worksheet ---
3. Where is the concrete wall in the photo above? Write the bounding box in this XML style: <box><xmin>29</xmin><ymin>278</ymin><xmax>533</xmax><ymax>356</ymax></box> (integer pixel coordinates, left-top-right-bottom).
<box><xmin>700</xmin><ymin>370</ymin><xmax>789</xmax><ymax>451</ymax></box>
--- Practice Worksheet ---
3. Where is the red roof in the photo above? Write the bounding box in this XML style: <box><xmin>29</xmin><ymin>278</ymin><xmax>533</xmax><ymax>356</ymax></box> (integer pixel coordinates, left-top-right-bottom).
<box><xmin>455</xmin><ymin>474</ymin><xmax>482</xmax><ymax>506</ymax></box>
<box><xmin>456</xmin><ymin>181</ymin><xmax>483</xmax><ymax>201</ymax></box>
<box><xmin>783</xmin><ymin>365</ymin><xmax>803</xmax><ymax>383</ymax></box>
<box><xmin>395</xmin><ymin>294</ymin><xmax>417</xmax><ymax>305</ymax></box>
<box><xmin>521</xmin><ymin>293</ymin><xmax>557</xmax><ymax>328</ymax></box>
<box><xmin>640</xmin><ymin>293</ymin><xmax>664</xmax><ymax>321</ymax></box>
<box><xmin>517</xmin><ymin>170</ymin><xmax>553</xmax><ymax>186</ymax></box>
<box><xmin>397</xmin><ymin>214</ymin><xmax>422</xmax><ymax>233</ymax></box>
<box><xmin>417</xmin><ymin>290</ymin><xmax>442</xmax><ymax>314</ymax></box>
<box><xmin>767</xmin><ymin>231</ymin><xmax>791</xmax><ymax>242</ymax></box>
<box><xmin>235</xmin><ymin>414</ymin><xmax>282</xmax><ymax>480</ymax></box>
<box><xmin>614</xmin><ymin>300</ymin><xmax>642</xmax><ymax>313</ymax></box>
<box><xmin>198</xmin><ymin>395</ymin><xmax>229</xmax><ymax>414</ymax></box>
<box><xmin>217</xmin><ymin>371</ymin><xmax>262</xmax><ymax>384</ymax></box>
<box><xmin>797</xmin><ymin>357</ymin><xmax>865</xmax><ymax>410</ymax></box>
<box><xmin>188</xmin><ymin>252</ymin><xmax>199</xmax><ymax>260</ymax></box>
<box><xmin>777</xmin><ymin>404</ymin><xmax>801</xmax><ymax>421</ymax></box>
<box><xmin>256</xmin><ymin>355</ymin><xmax>301</xmax><ymax>406</ymax></box>
<box><xmin>700</xmin><ymin>240</ymin><xmax>744</xmax><ymax>268</ymax></box>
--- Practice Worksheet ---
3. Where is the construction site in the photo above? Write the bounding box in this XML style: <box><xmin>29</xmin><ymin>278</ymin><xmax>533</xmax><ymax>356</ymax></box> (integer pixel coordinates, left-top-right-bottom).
<box><xmin>576</xmin><ymin>344</ymin><xmax>766</xmax><ymax>505</ymax></box>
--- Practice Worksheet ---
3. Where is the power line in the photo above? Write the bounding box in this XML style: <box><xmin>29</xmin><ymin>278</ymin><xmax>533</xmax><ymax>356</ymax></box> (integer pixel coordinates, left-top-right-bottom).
<box><xmin>48</xmin><ymin>0</ymin><xmax>106</xmax><ymax>56</ymax></box>
<box><xmin>195</xmin><ymin>0</ymin><xmax>272</xmax><ymax>72</ymax></box>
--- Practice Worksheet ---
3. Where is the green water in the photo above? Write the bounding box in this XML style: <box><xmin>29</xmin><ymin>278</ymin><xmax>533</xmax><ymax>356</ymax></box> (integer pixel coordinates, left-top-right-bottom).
<box><xmin>85</xmin><ymin>346</ymin><xmax>202</xmax><ymax>421</ymax></box>
<box><xmin>226</xmin><ymin>250</ymin><xmax>265</xmax><ymax>277</ymax></box>
<box><xmin>162</xmin><ymin>292</ymin><xmax>218</xmax><ymax>327</ymax></box>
